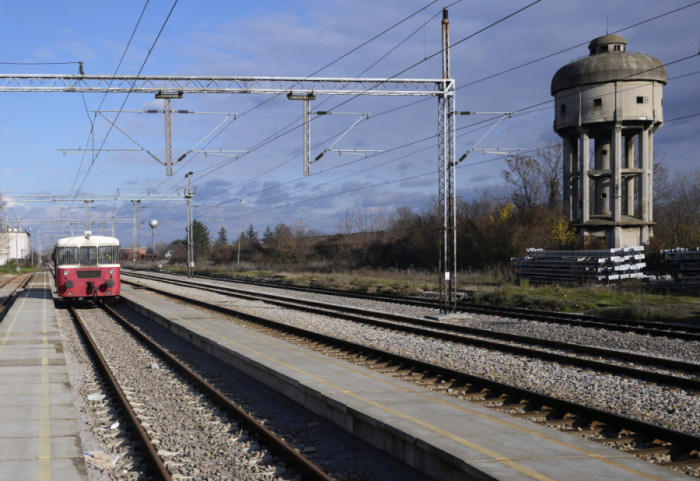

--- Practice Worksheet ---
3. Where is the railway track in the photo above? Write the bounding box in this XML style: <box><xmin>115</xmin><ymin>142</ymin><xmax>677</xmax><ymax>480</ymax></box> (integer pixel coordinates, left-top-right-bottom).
<box><xmin>0</xmin><ymin>273</ymin><xmax>33</xmax><ymax>319</ymax></box>
<box><xmin>125</xmin><ymin>268</ymin><xmax>700</xmax><ymax>340</ymax></box>
<box><xmin>67</xmin><ymin>301</ymin><xmax>334</xmax><ymax>481</ymax></box>
<box><xmin>119</xmin><ymin>276</ymin><xmax>700</xmax><ymax>475</ymax></box>
<box><xmin>123</xmin><ymin>272</ymin><xmax>700</xmax><ymax>392</ymax></box>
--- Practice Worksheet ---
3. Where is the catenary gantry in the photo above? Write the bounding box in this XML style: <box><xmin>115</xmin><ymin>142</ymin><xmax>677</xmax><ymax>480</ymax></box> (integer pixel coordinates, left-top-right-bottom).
<box><xmin>0</xmin><ymin>9</ymin><xmax>459</xmax><ymax>310</ymax></box>
<box><xmin>0</xmin><ymin>74</ymin><xmax>452</xmax><ymax>96</ymax></box>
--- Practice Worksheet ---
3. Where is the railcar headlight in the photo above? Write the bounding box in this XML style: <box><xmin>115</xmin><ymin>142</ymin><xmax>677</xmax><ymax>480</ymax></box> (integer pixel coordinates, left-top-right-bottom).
<box><xmin>63</xmin><ymin>271</ymin><xmax>69</xmax><ymax>276</ymax></box>
<box><xmin>108</xmin><ymin>269</ymin><xmax>114</xmax><ymax>275</ymax></box>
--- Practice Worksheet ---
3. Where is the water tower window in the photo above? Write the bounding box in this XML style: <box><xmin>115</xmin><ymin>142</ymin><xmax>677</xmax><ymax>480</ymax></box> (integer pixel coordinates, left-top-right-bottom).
<box><xmin>593</xmin><ymin>98</ymin><xmax>602</xmax><ymax>109</ymax></box>
<box><xmin>560</xmin><ymin>104</ymin><xmax>566</xmax><ymax>116</ymax></box>
<box><xmin>601</xmin><ymin>45</ymin><xmax>609</xmax><ymax>52</ymax></box>
<box><xmin>636</xmin><ymin>96</ymin><xmax>648</xmax><ymax>104</ymax></box>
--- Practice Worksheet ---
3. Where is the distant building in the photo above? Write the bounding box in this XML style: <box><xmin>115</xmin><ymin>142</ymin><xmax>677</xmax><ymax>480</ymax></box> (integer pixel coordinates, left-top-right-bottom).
<box><xmin>120</xmin><ymin>247</ymin><xmax>157</xmax><ymax>261</ymax></box>
<box><xmin>0</xmin><ymin>227</ymin><xmax>31</xmax><ymax>267</ymax></box>
<box><xmin>551</xmin><ymin>34</ymin><xmax>666</xmax><ymax>247</ymax></box>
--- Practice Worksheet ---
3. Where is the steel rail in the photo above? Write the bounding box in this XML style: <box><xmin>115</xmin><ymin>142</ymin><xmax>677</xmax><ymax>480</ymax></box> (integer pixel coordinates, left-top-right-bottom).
<box><xmin>100</xmin><ymin>302</ymin><xmax>335</xmax><ymax>481</ymax></box>
<box><xmin>122</xmin><ymin>275</ymin><xmax>700</xmax><ymax>390</ymax></box>
<box><xmin>125</xmin><ymin>269</ymin><xmax>700</xmax><ymax>340</ymax></box>
<box><xmin>69</xmin><ymin>305</ymin><xmax>172</xmax><ymax>481</ymax></box>
<box><xmin>117</xmin><ymin>281</ymin><xmax>700</xmax><ymax>457</ymax></box>
<box><xmin>0</xmin><ymin>274</ymin><xmax>33</xmax><ymax>321</ymax></box>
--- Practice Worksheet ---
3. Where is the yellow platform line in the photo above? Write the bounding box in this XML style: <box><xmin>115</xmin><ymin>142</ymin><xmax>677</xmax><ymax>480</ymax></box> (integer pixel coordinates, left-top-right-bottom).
<box><xmin>39</xmin><ymin>283</ymin><xmax>52</xmax><ymax>481</ymax></box>
<box><xmin>179</xmin><ymin>311</ymin><xmax>673</xmax><ymax>481</ymax></box>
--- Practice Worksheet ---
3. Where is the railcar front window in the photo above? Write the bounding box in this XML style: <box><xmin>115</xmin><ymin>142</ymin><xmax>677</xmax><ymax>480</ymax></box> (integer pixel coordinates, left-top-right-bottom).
<box><xmin>98</xmin><ymin>245</ymin><xmax>120</xmax><ymax>264</ymax></box>
<box><xmin>80</xmin><ymin>246</ymin><xmax>98</xmax><ymax>266</ymax></box>
<box><xmin>57</xmin><ymin>246</ymin><xmax>79</xmax><ymax>265</ymax></box>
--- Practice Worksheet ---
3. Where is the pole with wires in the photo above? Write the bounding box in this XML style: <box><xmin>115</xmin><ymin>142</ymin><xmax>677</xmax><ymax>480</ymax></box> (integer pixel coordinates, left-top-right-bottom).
<box><xmin>438</xmin><ymin>7</ymin><xmax>457</xmax><ymax>312</ymax></box>
<box><xmin>185</xmin><ymin>172</ymin><xmax>195</xmax><ymax>278</ymax></box>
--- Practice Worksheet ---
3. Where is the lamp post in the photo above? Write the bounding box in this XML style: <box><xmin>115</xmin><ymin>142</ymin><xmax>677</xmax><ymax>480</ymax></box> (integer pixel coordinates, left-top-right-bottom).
<box><xmin>15</xmin><ymin>217</ymin><xmax>19</xmax><ymax>270</ymax></box>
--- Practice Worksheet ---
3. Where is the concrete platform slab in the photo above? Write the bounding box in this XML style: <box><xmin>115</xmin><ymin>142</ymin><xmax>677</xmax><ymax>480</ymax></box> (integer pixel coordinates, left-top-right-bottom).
<box><xmin>120</xmin><ymin>283</ymin><xmax>690</xmax><ymax>481</ymax></box>
<box><xmin>0</xmin><ymin>272</ymin><xmax>88</xmax><ymax>481</ymax></box>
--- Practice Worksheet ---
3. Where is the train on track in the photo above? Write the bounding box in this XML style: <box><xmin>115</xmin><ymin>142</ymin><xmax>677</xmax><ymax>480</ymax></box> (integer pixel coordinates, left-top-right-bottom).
<box><xmin>53</xmin><ymin>231</ymin><xmax>121</xmax><ymax>300</ymax></box>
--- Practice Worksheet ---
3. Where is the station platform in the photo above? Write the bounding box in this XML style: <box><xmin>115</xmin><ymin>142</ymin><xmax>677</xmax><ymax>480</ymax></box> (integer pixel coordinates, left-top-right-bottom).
<box><xmin>119</xmin><ymin>283</ymin><xmax>688</xmax><ymax>481</ymax></box>
<box><xmin>0</xmin><ymin>271</ymin><xmax>88</xmax><ymax>481</ymax></box>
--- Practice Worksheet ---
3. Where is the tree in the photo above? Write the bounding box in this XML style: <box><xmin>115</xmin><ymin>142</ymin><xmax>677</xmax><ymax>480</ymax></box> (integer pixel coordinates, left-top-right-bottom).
<box><xmin>653</xmin><ymin>168</ymin><xmax>700</xmax><ymax>248</ymax></box>
<box><xmin>212</xmin><ymin>226</ymin><xmax>234</xmax><ymax>263</ymax></box>
<box><xmin>167</xmin><ymin>239</ymin><xmax>187</xmax><ymax>263</ymax></box>
<box><xmin>191</xmin><ymin>220</ymin><xmax>211</xmax><ymax>260</ymax></box>
<box><xmin>501</xmin><ymin>144</ymin><xmax>562</xmax><ymax>212</ymax></box>
<box><xmin>549</xmin><ymin>217</ymin><xmax>579</xmax><ymax>249</ymax></box>
<box><xmin>245</xmin><ymin>224</ymin><xmax>259</xmax><ymax>245</ymax></box>
<box><xmin>214</xmin><ymin>226</ymin><xmax>228</xmax><ymax>249</ymax></box>
<box><xmin>262</xmin><ymin>226</ymin><xmax>274</xmax><ymax>248</ymax></box>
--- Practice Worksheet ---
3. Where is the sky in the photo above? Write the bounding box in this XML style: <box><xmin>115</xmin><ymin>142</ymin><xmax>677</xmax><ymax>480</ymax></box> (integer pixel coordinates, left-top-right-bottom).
<box><xmin>0</xmin><ymin>0</ymin><xmax>698</xmax><ymax>251</ymax></box>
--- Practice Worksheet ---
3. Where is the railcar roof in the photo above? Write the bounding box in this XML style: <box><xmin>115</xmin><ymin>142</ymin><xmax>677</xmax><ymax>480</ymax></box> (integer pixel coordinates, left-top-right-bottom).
<box><xmin>56</xmin><ymin>235</ymin><xmax>120</xmax><ymax>247</ymax></box>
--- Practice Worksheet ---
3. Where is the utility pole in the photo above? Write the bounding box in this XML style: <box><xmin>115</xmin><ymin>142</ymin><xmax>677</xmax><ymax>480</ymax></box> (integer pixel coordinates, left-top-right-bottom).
<box><xmin>237</xmin><ymin>199</ymin><xmax>243</xmax><ymax>265</ymax></box>
<box><xmin>185</xmin><ymin>172</ymin><xmax>195</xmax><ymax>278</ymax></box>
<box><xmin>131</xmin><ymin>200</ymin><xmax>141</xmax><ymax>262</ymax></box>
<box><xmin>15</xmin><ymin>217</ymin><xmax>20</xmax><ymax>270</ymax></box>
<box><xmin>438</xmin><ymin>7</ymin><xmax>457</xmax><ymax>312</ymax></box>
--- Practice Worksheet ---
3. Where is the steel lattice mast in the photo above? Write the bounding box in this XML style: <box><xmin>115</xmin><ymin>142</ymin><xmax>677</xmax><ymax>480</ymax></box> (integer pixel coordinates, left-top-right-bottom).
<box><xmin>438</xmin><ymin>8</ymin><xmax>457</xmax><ymax>311</ymax></box>
<box><xmin>1</xmin><ymin>15</ymin><xmax>458</xmax><ymax>308</ymax></box>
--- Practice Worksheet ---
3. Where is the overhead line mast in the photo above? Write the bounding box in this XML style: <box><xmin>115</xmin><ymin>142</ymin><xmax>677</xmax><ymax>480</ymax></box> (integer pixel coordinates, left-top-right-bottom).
<box><xmin>2</xmin><ymin>14</ymin><xmax>458</xmax><ymax>309</ymax></box>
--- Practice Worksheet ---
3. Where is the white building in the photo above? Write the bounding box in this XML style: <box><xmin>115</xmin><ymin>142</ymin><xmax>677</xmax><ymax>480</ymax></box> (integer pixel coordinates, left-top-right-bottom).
<box><xmin>0</xmin><ymin>227</ymin><xmax>31</xmax><ymax>267</ymax></box>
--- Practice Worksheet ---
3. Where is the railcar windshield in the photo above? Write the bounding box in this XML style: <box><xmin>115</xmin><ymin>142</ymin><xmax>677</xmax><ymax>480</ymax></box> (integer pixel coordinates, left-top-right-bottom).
<box><xmin>56</xmin><ymin>246</ymin><xmax>79</xmax><ymax>266</ymax></box>
<box><xmin>80</xmin><ymin>246</ymin><xmax>98</xmax><ymax>266</ymax></box>
<box><xmin>98</xmin><ymin>245</ymin><xmax>120</xmax><ymax>264</ymax></box>
<box><xmin>56</xmin><ymin>241</ymin><xmax>120</xmax><ymax>266</ymax></box>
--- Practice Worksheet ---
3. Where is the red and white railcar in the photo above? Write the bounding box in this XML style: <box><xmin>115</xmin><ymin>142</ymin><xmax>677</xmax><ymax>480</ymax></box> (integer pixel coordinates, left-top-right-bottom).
<box><xmin>54</xmin><ymin>231</ymin><xmax>120</xmax><ymax>299</ymax></box>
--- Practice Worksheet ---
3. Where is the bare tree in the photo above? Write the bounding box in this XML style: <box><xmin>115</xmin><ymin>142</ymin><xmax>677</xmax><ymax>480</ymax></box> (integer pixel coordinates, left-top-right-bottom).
<box><xmin>500</xmin><ymin>143</ymin><xmax>562</xmax><ymax>211</ymax></box>
<box><xmin>654</xmin><ymin>168</ymin><xmax>700</xmax><ymax>248</ymax></box>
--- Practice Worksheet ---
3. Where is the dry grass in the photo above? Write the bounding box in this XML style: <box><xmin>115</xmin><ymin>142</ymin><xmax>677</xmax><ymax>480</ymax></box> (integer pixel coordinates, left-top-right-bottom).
<box><xmin>157</xmin><ymin>262</ymin><xmax>699</xmax><ymax>325</ymax></box>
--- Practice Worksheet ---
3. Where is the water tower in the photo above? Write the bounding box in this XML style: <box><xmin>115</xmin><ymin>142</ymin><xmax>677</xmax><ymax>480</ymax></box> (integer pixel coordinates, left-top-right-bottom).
<box><xmin>149</xmin><ymin>219</ymin><xmax>158</xmax><ymax>256</ymax></box>
<box><xmin>551</xmin><ymin>34</ymin><xmax>666</xmax><ymax>247</ymax></box>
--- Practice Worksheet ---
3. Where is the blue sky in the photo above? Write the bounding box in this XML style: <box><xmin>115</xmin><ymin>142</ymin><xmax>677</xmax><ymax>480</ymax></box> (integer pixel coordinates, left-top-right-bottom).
<box><xmin>1</xmin><ymin>0</ymin><xmax>698</xmax><ymax>248</ymax></box>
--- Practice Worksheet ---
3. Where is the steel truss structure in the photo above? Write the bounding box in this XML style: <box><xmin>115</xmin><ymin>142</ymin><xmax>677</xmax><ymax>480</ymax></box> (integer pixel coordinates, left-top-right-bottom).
<box><xmin>1</xmin><ymin>10</ymin><xmax>458</xmax><ymax>309</ymax></box>
<box><xmin>0</xmin><ymin>74</ymin><xmax>451</xmax><ymax>97</ymax></box>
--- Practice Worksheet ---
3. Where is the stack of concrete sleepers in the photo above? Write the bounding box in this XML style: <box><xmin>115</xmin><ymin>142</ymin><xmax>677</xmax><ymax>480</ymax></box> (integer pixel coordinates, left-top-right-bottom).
<box><xmin>656</xmin><ymin>248</ymin><xmax>700</xmax><ymax>293</ymax></box>
<box><xmin>513</xmin><ymin>246</ymin><xmax>646</xmax><ymax>284</ymax></box>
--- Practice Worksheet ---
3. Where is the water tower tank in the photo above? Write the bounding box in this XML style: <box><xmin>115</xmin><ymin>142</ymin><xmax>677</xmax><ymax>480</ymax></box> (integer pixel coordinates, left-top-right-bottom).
<box><xmin>551</xmin><ymin>34</ymin><xmax>666</xmax><ymax>247</ymax></box>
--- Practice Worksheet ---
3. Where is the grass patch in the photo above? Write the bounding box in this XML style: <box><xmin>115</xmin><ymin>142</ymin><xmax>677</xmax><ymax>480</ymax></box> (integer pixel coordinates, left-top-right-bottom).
<box><xmin>152</xmin><ymin>262</ymin><xmax>699</xmax><ymax>325</ymax></box>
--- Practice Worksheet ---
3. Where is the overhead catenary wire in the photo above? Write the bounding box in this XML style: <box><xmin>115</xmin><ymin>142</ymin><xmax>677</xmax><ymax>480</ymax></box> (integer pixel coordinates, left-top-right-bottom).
<box><xmin>145</xmin><ymin>0</ymin><xmax>451</xmax><ymax>193</ymax></box>
<box><xmin>186</xmin><ymin>50</ymin><xmax>697</xmax><ymax>224</ymax></box>
<box><xmin>72</xmin><ymin>0</ymin><xmax>179</xmax><ymax>198</ymax></box>
<box><xmin>181</xmin><ymin>49</ymin><xmax>698</xmax><ymax>229</ymax></box>
<box><xmin>47</xmin><ymin>2</ymin><xmax>699</xmax><ymax>240</ymax></box>
<box><xmin>144</xmin><ymin>0</ymin><xmax>543</xmax><ymax>206</ymax></box>
<box><xmin>138</xmin><ymin>1</ymin><xmax>459</xmax><ymax>207</ymax></box>
<box><xmin>68</xmin><ymin>0</ymin><xmax>153</xmax><ymax>200</ymax></box>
